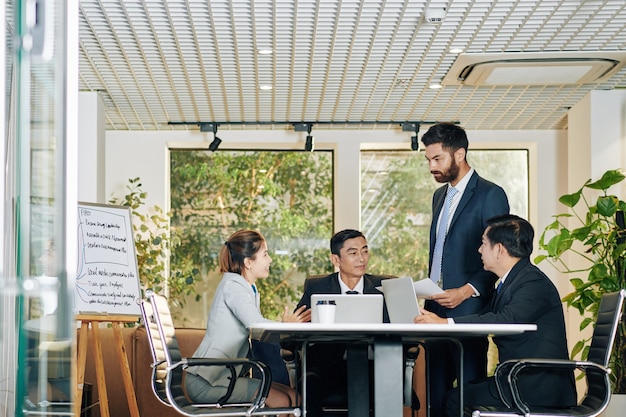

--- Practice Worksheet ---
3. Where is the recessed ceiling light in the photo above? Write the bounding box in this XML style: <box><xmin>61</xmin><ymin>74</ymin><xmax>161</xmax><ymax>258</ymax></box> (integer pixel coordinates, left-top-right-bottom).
<box><xmin>450</xmin><ymin>48</ymin><xmax>464</xmax><ymax>54</ymax></box>
<box><xmin>429</xmin><ymin>83</ymin><xmax>442</xmax><ymax>89</ymax></box>
<box><xmin>258</xmin><ymin>48</ymin><xmax>273</xmax><ymax>55</ymax></box>
<box><xmin>259</xmin><ymin>85</ymin><xmax>273</xmax><ymax>91</ymax></box>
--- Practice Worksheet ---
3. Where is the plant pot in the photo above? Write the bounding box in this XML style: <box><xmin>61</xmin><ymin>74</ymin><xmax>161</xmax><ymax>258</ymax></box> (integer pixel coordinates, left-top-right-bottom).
<box><xmin>601</xmin><ymin>393</ymin><xmax>626</xmax><ymax>416</ymax></box>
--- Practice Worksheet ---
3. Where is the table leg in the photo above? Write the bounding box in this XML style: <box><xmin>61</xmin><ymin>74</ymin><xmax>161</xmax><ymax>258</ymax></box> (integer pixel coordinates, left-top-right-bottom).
<box><xmin>374</xmin><ymin>338</ymin><xmax>403</xmax><ymax>416</ymax></box>
<box><xmin>456</xmin><ymin>341</ymin><xmax>464</xmax><ymax>417</ymax></box>
<box><xmin>425</xmin><ymin>338</ymin><xmax>466</xmax><ymax>417</ymax></box>
<box><xmin>301</xmin><ymin>343</ymin><xmax>308</xmax><ymax>417</ymax></box>
<box><xmin>346</xmin><ymin>344</ymin><xmax>369</xmax><ymax>417</ymax></box>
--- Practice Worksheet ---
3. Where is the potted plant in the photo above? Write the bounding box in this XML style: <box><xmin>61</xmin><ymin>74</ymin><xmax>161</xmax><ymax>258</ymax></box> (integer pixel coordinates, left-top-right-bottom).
<box><xmin>534</xmin><ymin>169</ymin><xmax>626</xmax><ymax>404</ymax></box>
<box><xmin>109</xmin><ymin>177</ymin><xmax>200</xmax><ymax>325</ymax></box>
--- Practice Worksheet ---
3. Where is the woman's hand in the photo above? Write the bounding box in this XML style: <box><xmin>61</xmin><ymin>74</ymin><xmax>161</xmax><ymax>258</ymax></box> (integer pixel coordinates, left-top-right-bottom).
<box><xmin>281</xmin><ymin>305</ymin><xmax>311</xmax><ymax>323</ymax></box>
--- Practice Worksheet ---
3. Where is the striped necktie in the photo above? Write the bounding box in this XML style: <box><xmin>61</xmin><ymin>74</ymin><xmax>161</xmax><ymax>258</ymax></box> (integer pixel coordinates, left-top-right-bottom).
<box><xmin>430</xmin><ymin>186</ymin><xmax>458</xmax><ymax>283</ymax></box>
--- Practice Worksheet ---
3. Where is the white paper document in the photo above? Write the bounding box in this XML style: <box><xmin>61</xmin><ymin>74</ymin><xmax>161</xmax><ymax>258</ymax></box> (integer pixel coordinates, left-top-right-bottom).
<box><xmin>377</xmin><ymin>277</ymin><xmax>444</xmax><ymax>298</ymax></box>
<box><xmin>413</xmin><ymin>278</ymin><xmax>445</xmax><ymax>298</ymax></box>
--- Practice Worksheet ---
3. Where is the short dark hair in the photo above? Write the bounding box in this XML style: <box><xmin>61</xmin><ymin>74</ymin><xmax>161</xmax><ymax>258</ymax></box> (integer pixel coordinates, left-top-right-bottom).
<box><xmin>420</xmin><ymin>122</ymin><xmax>469</xmax><ymax>154</ymax></box>
<box><xmin>485</xmin><ymin>214</ymin><xmax>534</xmax><ymax>258</ymax></box>
<box><xmin>220</xmin><ymin>229</ymin><xmax>266</xmax><ymax>274</ymax></box>
<box><xmin>330</xmin><ymin>229</ymin><xmax>365</xmax><ymax>256</ymax></box>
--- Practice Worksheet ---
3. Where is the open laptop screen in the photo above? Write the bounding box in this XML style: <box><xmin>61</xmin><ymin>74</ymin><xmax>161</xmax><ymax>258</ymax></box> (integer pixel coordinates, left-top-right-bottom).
<box><xmin>381</xmin><ymin>276</ymin><xmax>421</xmax><ymax>323</ymax></box>
<box><xmin>310</xmin><ymin>294</ymin><xmax>384</xmax><ymax>323</ymax></box>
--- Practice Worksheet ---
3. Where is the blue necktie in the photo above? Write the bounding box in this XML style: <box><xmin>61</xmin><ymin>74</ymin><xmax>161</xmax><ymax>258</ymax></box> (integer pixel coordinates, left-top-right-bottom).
<box><xmin>430</xmin><ymin>186</ymin><xmax>458</xmax><ymax>283</ymax></box>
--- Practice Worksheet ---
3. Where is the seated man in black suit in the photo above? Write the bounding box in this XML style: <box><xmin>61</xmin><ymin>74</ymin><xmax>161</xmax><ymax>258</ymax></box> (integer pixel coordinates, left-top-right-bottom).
<box><xmin>295</xmin><ymin>229</ymin><xmax>389</xmax><ymax>417</ymax></box>
<box><xmin>414</xmin><ymin>214</ymin><xmax>577</xmax><ymax>416</ymax></box>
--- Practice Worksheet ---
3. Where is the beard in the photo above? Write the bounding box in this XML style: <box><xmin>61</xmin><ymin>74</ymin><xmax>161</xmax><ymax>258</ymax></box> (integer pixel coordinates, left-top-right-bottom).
<box><xmin>431</xmin><ymin>158</ymin><xmax>461</xmax><ymax>183</ymax></box>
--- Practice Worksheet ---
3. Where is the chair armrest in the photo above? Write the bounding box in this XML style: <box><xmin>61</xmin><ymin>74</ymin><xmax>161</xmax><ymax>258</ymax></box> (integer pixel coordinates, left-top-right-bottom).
<box><xmin>164</xmin><ymin>357</ymin><xmax>272</xmax><ymax>409</ymax></box>
<box><xmin>494</xmin><ymin>359</ymin><xmax>611</xmax><ymax>415</ymax></box>
<box><xmin>182</xmin><ymin>357</ymin><xmax>259</xmax><ymax>368</ymax></box>
<box><xmin>502</xmin><ymin>358</ymin><xmax>610</xmax><ymax>372</ymax></box>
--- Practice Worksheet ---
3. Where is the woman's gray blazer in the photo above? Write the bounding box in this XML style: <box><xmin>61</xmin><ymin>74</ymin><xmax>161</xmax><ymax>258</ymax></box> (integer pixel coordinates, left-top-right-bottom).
<box><xmin>186</xmin><ymin>272</ymin><xmax>272</xmax><ymax>387</ymax></box>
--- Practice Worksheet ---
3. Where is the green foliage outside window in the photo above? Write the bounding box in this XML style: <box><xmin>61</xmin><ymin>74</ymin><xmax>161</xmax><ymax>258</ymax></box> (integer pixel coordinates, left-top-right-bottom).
<box><xmin>361</xmin><ymin>149</ymin><xmax>529</xmax><ymax>280</ymax></box>
<box><xmin>361</xmin><ymin>154</ymin><xmax>434</xmax><ymax>277</ymax></box>
<box><xmin>169</xmin><ymin>150</ymin><xmax>333</xmax><ymax>322</ymax></box>
<box><xmin>109</xmin><ymin>177</ymin><xmax>200</xmax><ymax>321</ymax></box>
<box><xmin>167</xmin><ymin>147</ymin><xmax>527</xmax><ymax>326</ymax></box>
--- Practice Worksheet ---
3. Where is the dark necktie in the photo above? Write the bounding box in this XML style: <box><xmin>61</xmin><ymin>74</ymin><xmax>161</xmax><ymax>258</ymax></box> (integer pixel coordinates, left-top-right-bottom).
<box><xmin>345</xmin><ymin>290</ymin><xmax>359</xmax><ymax>294</ymax></box>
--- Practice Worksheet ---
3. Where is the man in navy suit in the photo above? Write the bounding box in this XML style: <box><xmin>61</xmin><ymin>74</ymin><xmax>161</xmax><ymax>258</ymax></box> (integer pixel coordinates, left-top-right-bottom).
<box><xmin>295</xmin><ymin>229</ymin><xmax>389</xmax><ymax>417</ymax></box>
<box><xmin>415</xmin><ymin>215</ymin><xmax>576</xmax><ymax>416</ymax></box>
<box><xmin>420</xmin><ymin>123</ymin><xmax>510</xmax><ymax>416</ymax></box>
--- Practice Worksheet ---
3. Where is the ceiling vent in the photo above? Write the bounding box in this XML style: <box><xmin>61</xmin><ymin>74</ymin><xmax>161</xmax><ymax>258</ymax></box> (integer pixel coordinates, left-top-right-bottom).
<box><xmin>442</xmin><ymin>52</ymin><xmax>626</xmax><ymax>86</ymax></box>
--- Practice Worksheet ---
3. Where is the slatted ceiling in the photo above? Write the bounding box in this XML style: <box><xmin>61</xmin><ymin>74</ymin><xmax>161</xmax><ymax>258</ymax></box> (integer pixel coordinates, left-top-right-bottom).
<box><xmin>77</xmin><ymin>0</ymin><xmax>626</xmax><ymax>131</ymax></box>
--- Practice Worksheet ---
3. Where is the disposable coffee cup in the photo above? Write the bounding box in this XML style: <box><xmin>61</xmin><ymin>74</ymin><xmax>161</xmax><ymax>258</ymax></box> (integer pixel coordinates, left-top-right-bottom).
<box><xmin>316</xmin><ymin>300</ymin><xmax>336</xmax><ymax>323</ymax></box>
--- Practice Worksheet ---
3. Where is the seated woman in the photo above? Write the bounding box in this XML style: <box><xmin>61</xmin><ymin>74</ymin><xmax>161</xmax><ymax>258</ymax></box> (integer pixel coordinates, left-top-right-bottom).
<box><xmin>185</xmin><ymin>229</ymin><xmax>310</xmax><ymax>414</ymax></box>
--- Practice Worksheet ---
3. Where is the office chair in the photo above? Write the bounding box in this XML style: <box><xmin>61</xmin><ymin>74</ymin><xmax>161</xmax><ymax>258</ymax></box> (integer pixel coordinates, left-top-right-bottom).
<box><xmin>138</xmin><ymin>290</ymin><xmax>301</xmax><ymax>417</ymax></box>
<box><xmin>471</xmin><ymin>289</ymin><xmax>626</xmax><ymax>417</ymax></box>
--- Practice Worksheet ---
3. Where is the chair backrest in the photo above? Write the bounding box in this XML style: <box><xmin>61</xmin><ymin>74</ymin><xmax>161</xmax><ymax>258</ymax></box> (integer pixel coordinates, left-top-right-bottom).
<box><xmin>138</xmin><ymin>291</ymin><xmax>187</xmax><ymax>406</ymax></box>
<box><xmin>587</xmin><ymin>289</ymin><xmax>626</xmax><ymax>367</ymax></box>
<box><xmin>582</xmin><ymin>289</ymin><xmax>626</xmax><ymax>410</ymax></box>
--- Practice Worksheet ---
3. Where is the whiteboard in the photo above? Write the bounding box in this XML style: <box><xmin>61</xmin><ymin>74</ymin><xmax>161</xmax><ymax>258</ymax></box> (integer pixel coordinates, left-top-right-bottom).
<box><xmin>75</xmin><ymin>202</ymin><xmax>142</xmax><ymax>316</ymax></box>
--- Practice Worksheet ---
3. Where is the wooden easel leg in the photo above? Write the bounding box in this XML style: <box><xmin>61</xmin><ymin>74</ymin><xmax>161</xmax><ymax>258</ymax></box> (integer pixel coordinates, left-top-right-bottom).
<box><xmin>112</xmin><ymin>322</ymin><xmax>140</xmax><ymax>417</ymax></box>
<box><xmin>92</xmin><ymin>324</ymin><xmax>111</xmax><ymax>417</ymax></box>
<box><xmin>74</xmin><ymin>321</ymin><xmax>89</xmax><ymax>417</ymax></box>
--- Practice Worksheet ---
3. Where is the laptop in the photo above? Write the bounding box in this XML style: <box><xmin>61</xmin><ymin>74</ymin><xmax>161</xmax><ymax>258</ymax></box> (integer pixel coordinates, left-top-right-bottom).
<box><xmin>381</xmin><ymin>276</ymin><xmax>421</xmax><ymax>323</ymax></box>
<box><xmin>310</xmin><ymin>293</ymin><xmax>384</xmax><ymax>323</ymax></box>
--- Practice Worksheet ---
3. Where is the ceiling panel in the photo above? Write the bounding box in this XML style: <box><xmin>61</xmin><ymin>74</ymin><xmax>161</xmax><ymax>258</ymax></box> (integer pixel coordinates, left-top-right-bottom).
<box><xmin>77</xmin><ymin>0</ymin><xmax>626</xmax><ymax>131</ymax></box>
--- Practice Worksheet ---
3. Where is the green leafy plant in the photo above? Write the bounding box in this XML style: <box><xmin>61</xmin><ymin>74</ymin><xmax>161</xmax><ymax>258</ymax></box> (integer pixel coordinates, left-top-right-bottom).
<box><xmin>110</xmin><ymin>177</ymin><xmax>199</xmax><ymax>322</ymax></box>
<box><xmin>534</xmin><ymin>168</ymin><xmax>626</xmax><ymax>393</ymax></box>
<box><xmin>169</xmin><ymin>150</ymin><xmax>333</xmax><ymax>321</ymax></box>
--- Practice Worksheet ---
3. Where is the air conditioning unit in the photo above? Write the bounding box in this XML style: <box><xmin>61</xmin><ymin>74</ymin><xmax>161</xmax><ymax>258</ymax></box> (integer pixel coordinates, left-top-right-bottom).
<box><xmin>442</xmin><ymin>51</ymin><xmax>626</xmax><ymax>86</ymax></box>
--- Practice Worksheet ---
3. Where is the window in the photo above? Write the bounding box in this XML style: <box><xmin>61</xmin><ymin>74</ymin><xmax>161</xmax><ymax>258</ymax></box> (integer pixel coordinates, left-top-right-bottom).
<box><xmin>169</xmin><ymin>149</ymin><xmax>333</xmax><ymax>326</ymax></box>
<box><xmin>361</xmin><ymin>149</ymin><xmax>529</xmax><ymax>278</ymax></box>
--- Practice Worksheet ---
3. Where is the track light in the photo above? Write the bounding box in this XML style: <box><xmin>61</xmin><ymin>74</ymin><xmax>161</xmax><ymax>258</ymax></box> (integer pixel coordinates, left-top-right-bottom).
<box><xmin>411</xmin><ymin>135</ymin><xmax>419</xmax><ymax>151</ymax></box>
<box><xmin>294</xmin><ymin>123</ymin><xmax>315</xmax><ymax>151</ymax></box>
<box><xmin>199</xmin><ymin>122</ymin><xmax>215</xmax><ymax>132</ymax></box>
<box><xmin>208</xmin><ymin>136</ymin><xmax>222</xmax><ymax>151</ymax></box>
<box><xmin>403</xmin><ymin>122</ymin><xmax>421</xmax><ymax>151</ymax></box>
<box><xmin>293</xmin><ymin>123</ymin><xmax>311</xmax><ymax>132</ymax></box>
<box><xmin>202</xmin><ymin>123</ymin><xmax>221</xmax><ymax>152</ymax></box>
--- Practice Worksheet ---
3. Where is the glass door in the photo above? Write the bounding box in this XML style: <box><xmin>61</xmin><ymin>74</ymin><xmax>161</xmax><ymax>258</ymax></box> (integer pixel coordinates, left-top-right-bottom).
<box><xmin>2</xmin><ymin>1</ymin><xmax>77</xmax><ymax>416</ymax></box>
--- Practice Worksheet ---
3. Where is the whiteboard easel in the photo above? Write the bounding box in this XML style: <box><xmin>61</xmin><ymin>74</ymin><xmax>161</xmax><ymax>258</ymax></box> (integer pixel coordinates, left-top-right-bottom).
<box><xmin>75</xmin><ymin>203</ymin><xmax>142</xmax><ymax>316</ymax></box>
<box><xmin>74</xmin><ymin>203</ymin><xmax>142</xmax><ymax>417</ymax></box>
<box><xmin>74</xmin><ymin>315</ymin><xmax>140</xmax><ymax>417</ymax></box>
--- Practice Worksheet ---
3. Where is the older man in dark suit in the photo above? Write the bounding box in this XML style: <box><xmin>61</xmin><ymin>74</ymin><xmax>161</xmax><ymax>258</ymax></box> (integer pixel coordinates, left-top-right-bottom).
<box><xmin>295</xmin><ymin>229</ymin><xmax>389</xmax><ymax>417</ymax></box>
<box><xmin>420</xmin><ymin>122</ymin><xmax>510</xmax><ymax>416</ymax></box>
<box><xmin>415</xmin><ymin>214</ymin><xmax>577</xmax><ymax>416</ymax></box>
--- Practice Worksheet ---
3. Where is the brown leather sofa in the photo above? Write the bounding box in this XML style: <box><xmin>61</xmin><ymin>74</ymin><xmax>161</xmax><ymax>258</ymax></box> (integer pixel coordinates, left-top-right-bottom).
<box><xmin>79</xmin><ymin>326</ymin><xmax>426</xmax><ymax>417</ymax></box>
<box><xmin>79</xmin><ymin>325</ymin><xmax>205</xmax><ymax>417</ymax></box>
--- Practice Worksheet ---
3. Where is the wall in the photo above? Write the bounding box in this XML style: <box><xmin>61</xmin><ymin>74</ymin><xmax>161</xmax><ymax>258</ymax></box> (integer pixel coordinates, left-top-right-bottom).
<box><xmin>103</xmin><ymin>127</ymin><xmax>566</xmax><ymax>237</ymax></box>
<box><xmin>78</xmin><ymin>92</ymin><xmax>106</xmax><ymax>203</ymax></box>
<box><xmin>567</xmin><ymin>90</ymin><xmax>626</xmax><ymax>397</ymax></box>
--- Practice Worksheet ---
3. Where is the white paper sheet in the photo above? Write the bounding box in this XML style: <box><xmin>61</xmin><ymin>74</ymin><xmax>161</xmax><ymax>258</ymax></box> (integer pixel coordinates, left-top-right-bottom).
<box><xmin>377</xmin><ymin>277</ymin><xmax>444</xmax><ymax>298</ymax></box>
<box><xmin>413</xmin><ymin>278</ymin><xmax>445</xmax><ymax>298</ymax></box>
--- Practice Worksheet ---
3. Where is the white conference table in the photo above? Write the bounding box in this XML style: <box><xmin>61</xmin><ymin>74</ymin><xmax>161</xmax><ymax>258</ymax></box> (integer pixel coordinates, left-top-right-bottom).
<box><xmin>249</xmin><ymin>322</ymin><xmax>537</xmax><ymax>417</ymax></box>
